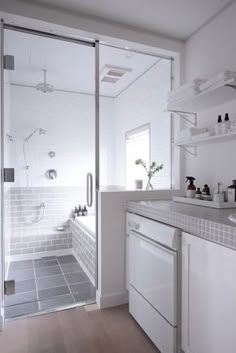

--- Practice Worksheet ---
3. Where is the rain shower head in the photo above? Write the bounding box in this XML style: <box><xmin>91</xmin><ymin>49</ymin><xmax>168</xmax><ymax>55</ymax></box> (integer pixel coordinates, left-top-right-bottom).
<box><xmin>36</xmin><ymin>69</ymin><xmax>54</xmax><ymax>93</ymax></box>
<box><xmin>25</xmin><ymin>128</ymin><xmax>47</xmax><ymax>142</ymax></box>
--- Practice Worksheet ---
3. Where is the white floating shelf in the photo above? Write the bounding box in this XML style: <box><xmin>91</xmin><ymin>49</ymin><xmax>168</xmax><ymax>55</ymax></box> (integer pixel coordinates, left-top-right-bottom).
<box><xmin>168</xmin><ymin>78</ymin><xmax>236</xmax><ymax>113</ymax></box>
<box><xmin>173</xmin><ymin>196</ymin><xmax>236</xmax><ymax>209</ymax></box>
<box><xmin>175</xmin><ymin>131</ymin><xmax>236</xmax><ymax>147</ymax></box>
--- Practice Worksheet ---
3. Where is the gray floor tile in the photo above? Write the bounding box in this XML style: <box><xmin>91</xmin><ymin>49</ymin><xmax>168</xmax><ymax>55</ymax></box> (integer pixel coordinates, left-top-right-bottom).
<box><xmin>5</xmin><ymin>301</ymin><xmax>39</xmax><ymax>319</ymax></box>
<box><xmin>15</xmin><ymin>279</ymin><xmax>36</xmax><ymax>293</ymax></box>
<box><xmin>38</xmin><ymin>286</ymin><xmax>70</xmax><ymax>300</ymax></box>
<box><xmin>5</xmin><ymin>255</ymin><xmax>94</xmax><ymax>319</ymax></box>
<box><xmin>60</xmin><ymin>263</ymin><xmax>83</xmax><ymax>274</ymax></box>
<box><xmin>36</xmin><ymin>274</ymin><xmax>67</xmax><ymax>290</ymax></box>
<box><xmin>65</xmin><ymin>271</ymin><xmax>89</xmax><ymax>284</ymax></box>
<box><xmin>35</xmin><ymin>265</ymin><xmax>62</xmax><ymax>278</ymax></box>
<box><xmin>39</xmin><ymin>294</ymin><xmax>74</xmax><ymax>311</ymax></box>
<box><xmin>5</xmin><ymin>291</ymin><xmax>37</xmax><ymax>307</ymax></box>
<box><xmin>9</xmin><ymin>260</ymin><xmax>33</xmax><ymax>272</ymax></box>
<box><xmin>34</xmin><ymin>258</ymin><xmax>58</xmax><ymax>268</ymax></box>
<box><xmin>73</xmin><ymin>288</ymin><xmax>96</xmax><ymax>302</ymax></box>
<box><xmin>57</xmin><ymin>255</ymin><xmax>77</xmax><ymax>264</ymax></box>
<box><xmin>69</xmin><ymin>281</ymin><xmax>94</xmax><ymax>294</ymax></box>
<box><xmin>8</xmin><ymin>268</ymin><xmax>35</xmax><ymax>281</ymax></box>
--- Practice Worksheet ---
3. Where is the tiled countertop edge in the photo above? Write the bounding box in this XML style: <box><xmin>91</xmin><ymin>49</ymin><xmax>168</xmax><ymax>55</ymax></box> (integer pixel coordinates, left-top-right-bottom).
<box><xmin>127</xmin><ymin>202</ymin><xmax>236</xmax><ymax>250</ymax></box>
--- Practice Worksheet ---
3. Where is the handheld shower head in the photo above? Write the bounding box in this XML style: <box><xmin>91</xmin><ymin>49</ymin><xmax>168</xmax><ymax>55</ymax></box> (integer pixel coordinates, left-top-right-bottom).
<box><xmin>25</xmin><ymin>128</ymin><xmax>47</xmax><ymax>142</ymax></box>
<box><xmin>39</xmin><ymin>128</ymin><xmax>47</xmax><ymax>135</ymax></box>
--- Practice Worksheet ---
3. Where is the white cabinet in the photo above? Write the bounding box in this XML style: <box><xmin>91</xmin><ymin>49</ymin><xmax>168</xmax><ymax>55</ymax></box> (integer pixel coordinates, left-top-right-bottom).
<box><xmin>126</xmin><ymin>234</ymin><xmax>129</xmax><ymax>291</ymax></box>
<box><xmin>182</xmin><ymin>232</ymin><xmax>236</xmax><ymax>353</ymax></box>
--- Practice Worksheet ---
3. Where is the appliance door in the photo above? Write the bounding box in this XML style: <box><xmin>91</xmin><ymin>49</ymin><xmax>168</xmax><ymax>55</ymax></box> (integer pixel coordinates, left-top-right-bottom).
<box><xmin>129</xmin><ymin>231</ymin><xmax>178</xmax><ymax>326</ymax></box>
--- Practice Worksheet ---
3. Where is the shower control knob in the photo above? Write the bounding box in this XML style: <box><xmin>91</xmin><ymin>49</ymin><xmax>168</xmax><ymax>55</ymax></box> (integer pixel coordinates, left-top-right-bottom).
<box><xmin>46</xmin><ymin>169</ymin><xmax>57</xmax><ymax>180</ymax></box>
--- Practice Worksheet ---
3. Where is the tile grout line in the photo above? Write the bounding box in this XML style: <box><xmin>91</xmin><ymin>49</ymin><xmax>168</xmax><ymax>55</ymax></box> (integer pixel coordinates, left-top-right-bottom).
<box><xmin>7</xmin><ymin>258</ymin><xmax>94</xmax><ymax>313</ymax></box>
<box><xmin>33</xmin><ymin>260</ymin><xmax>41</xmax><ymax>311</ymax></box>
<box><xmin>57</xmin><ymin>259</ymin><xmax>76</xmax><ymax>304</ymax></box>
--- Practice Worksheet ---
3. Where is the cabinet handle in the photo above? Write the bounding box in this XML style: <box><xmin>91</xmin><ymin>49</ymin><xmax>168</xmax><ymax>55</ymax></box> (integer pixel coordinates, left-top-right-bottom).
<box><xmin>86</xmin><ymin>173</ymin><xmax>93</xmax><ymax>207</ymax></box>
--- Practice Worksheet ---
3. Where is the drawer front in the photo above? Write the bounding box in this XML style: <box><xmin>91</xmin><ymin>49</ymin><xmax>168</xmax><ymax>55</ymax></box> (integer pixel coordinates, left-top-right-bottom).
<box><xmin>129</xmin><ymin>285</ymin><xmax>177</xmax><ymax>353</ymax></box>
<box><xmin>129</xmin><ymin>232</ymin><xmax>177</xmax><ymax>325</ymax></box>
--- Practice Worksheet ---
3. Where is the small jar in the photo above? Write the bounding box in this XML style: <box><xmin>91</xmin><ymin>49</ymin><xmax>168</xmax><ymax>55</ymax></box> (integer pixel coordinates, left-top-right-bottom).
<box><xmin>227</xmin><ymin>180</ymin><xmax>236</xmax><ymax>202</ymax></box>
<box><xmin>195</xmin><ymin>188</ymin><xmax>202</xmax><ymax>199</ymax></box>
<box><xmin>202</xmin><ymin>184</ymin><xmax>211</xmax><ymax>201</ymax></box>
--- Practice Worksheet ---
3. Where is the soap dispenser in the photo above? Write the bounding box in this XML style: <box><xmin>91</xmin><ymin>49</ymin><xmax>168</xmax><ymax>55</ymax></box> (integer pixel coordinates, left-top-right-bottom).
<box><xmin>215</xmin><ymin>115</ymin><xmax>222</xmax><ymax>135</ymax></box>
<box><xmin>222</xmin><ymin>113</ymin><xmax>231</xmax><ymax>134</ymax></box>
<box><xmin>186</xmin><ymin>176</ymin><xmax>196</xmax><ymax>198</ymax></box>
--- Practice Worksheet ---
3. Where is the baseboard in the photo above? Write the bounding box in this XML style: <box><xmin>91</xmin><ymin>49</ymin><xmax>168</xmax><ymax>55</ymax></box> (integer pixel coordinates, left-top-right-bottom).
<box><xmin>72</xmin><ymin>250</ymin><xmax>95</xmax><ymax>287</ymax></box>
<box><xmin>9</xmin><ymin>248</ymin><xmax>72</xmax><ymax>262</ymax></box>
<box><xmin>96</xmin><ymin>290</ymin><xmax>128</xmax><ymax>309</ymax></box>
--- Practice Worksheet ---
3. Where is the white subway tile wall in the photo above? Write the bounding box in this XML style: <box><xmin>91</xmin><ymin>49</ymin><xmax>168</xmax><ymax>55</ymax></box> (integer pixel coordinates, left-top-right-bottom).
<box><xmin>70</xmin><ymin>219</ymin><xmax>96</xmax><ymax>284</ymax></box>
<box><xmin>5</xmin><ymin>187</ymin><xmax>89</xmax><ymax>257</ymax></box>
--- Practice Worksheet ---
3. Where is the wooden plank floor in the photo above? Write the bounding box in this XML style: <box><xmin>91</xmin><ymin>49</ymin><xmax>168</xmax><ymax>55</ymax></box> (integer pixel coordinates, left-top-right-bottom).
<box><xmin>0</xmin><ymin>305</ymin><xmax>160</xmax><ymax>353</ymax></box>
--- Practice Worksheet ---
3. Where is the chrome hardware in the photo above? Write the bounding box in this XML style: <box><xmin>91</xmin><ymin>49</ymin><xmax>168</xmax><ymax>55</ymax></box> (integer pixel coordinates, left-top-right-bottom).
<box><xmin>87</xmin><ymin>173</ymin><xmax>93</xmax><ymax>207</ymax></box>
<box><xmin>46</xmin><ymin>169</ymin><xmax>57</xmax><ymax>179</ymax></box>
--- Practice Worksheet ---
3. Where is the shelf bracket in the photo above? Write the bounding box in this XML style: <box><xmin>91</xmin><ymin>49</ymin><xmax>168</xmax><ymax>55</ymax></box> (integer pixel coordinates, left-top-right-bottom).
<box><xmin>168</xmin><ymin>110</ymin><xmax>197</xmax><ymax>126</ymax></box>
<box><xmin>180</xmin><ymin>146</ymin><xmax>197</xmax><ymax>157</ymax></box>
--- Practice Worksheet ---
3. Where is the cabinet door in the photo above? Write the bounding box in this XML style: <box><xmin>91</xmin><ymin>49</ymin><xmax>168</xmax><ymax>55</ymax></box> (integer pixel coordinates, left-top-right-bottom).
<box><xmin>182</xmin><ymin>232</ymin><xmax>236</xmax><ymax>353</ymax></box>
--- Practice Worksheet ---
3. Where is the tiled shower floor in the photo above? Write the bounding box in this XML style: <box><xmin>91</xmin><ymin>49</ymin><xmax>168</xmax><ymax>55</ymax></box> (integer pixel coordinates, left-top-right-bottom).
<box><xmin>5</xmin><ymin>255</ymin><xmax>96</xmax><ymax>319</ymax></box>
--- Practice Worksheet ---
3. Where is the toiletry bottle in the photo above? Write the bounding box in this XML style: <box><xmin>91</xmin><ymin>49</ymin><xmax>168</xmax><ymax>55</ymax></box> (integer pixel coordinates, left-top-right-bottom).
<box><xmin>222</xmin><ymin>113</ymin><xmax>231</xmax><ymax>134</ymax></box>
<box><xmin>227</xmin><ymin>180</ymin><xmax>236</xmax><ymax>202</ymax></box>
<box><xmin>215</xmin><ymin>115</ymin><xmax>222</xmax><ymax>135</ymax></box>
<box><xmin>82</xmin><ymin>205</ymin><xmax>88</xmax><ymax>216</ymax></box>
<box><xmin>213</xmin><ymin>182</ymin><xmax>225</xmax><ymax>202</ymax></box>
<box><xmin>195</xmin><ymin>188</ymin><xmax>202</xmax><ymax>199</ymax></box>
<box><xmin>73</xmin><ymin>207</ymin><xmax>78</xmax><ymax>219</ymax></box>
<box><xmin>186</xmin><ymin>176</ymin><xmax>196</xmax><ymax>198</ymax></box>
<box><xmin>77</xmin><ymin>205</ymin><xmax>82</xmax><ymax>217</ymax></box>
<box><xmin>202</xmin><ymin>184</ymin><xmax>208</xmax><ymax>200</ymax></box>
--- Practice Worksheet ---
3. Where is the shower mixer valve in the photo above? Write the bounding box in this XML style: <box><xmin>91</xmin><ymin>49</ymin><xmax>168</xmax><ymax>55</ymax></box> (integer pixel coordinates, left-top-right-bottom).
<box><xmin>46</xmin><ymin>169</ymin><xmax>57</xmax><ymax>179</ymax></box>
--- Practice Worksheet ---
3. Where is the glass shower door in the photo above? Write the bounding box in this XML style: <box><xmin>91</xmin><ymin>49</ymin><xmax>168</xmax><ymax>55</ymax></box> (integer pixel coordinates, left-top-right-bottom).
<box><xmin>2</xmin><ymin>24</ymin><xmax>97</xmax><ymax>319</ymax></box>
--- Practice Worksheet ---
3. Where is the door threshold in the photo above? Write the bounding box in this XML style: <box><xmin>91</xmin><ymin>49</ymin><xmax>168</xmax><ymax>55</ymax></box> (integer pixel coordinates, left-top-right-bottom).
<box><xmin>5</xmin><ymin>298</ymin><xmax>96</xmax><ymax>322</ymax></box>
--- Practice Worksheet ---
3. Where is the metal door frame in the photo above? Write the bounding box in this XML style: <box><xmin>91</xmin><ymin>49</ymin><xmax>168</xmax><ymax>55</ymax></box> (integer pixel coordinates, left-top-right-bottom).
<box><xmin>0</xmin><ymin>20</ymin><xmax>100</xmax><ymax>325</ymax></box>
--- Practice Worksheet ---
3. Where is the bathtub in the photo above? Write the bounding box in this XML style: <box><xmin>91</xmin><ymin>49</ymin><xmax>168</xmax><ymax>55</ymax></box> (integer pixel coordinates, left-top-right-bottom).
<box><xmin>74</xmin><ymin>215</ymin><xmax>96</xmax><ymax>238</ymax></box>
<box><xmin>70</xmin><ymin>215</ymin><xmax>96</xmax><ymax>285</ymax></box>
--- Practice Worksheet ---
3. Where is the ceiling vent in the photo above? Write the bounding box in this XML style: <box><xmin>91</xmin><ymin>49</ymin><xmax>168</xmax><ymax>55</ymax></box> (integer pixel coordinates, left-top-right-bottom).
<box><xmin>100</xmin><ymin>65</ymin><xmax>132</xmax><ymax>84</ymax></box>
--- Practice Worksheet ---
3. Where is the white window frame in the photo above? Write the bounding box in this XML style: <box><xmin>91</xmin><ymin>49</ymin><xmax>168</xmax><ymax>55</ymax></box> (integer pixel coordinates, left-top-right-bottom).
<box><xmin>125</xmin><ymin>123</ymin><xmax>151</xmax><ymax>189</ymax></box>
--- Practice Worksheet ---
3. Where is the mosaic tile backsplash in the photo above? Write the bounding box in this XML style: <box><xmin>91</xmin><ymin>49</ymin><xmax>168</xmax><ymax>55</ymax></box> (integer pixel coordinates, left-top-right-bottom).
<box><xmin>127</xmin><ymin>200</ymin><xmax>236</xmax><ymax>250</ymax></box>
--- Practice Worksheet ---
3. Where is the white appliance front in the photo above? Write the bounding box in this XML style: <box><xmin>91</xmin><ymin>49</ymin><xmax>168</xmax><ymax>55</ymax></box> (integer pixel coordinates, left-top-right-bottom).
<box><xmin>129</xmin><ymin>231</ymin><xmax>178</xmax><ymax>326</ymax></box>
<box><xmin>129</xmin><ymin>285</ymin><xmax>177</xmax><ymax>353</ymax></box>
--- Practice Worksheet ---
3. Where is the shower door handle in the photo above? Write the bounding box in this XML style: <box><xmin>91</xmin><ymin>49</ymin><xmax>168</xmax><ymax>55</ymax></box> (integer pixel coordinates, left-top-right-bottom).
<box><xmin>87</xmin><ymin>173</ymin><xmax>93</xmax><ymax>207</ymax></box>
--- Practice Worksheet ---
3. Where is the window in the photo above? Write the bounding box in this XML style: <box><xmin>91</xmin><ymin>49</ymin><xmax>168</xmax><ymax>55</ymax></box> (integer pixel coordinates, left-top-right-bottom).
<box><xmin>126</xmin><ymin>124</ymin><xmax>150</xmax><ymax>189</ymax></box>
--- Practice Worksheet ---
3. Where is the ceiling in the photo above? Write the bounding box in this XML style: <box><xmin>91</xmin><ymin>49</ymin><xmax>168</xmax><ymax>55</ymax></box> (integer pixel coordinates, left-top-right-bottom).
<box><xmin>19</xmin><ymin>0</ymin><xmax>234</xmax><ymax>40</ymax></box>
<box><xmin>5</xmin><ymin>29</ymin><xmax>161</xmax><ymax>97</ymax></box>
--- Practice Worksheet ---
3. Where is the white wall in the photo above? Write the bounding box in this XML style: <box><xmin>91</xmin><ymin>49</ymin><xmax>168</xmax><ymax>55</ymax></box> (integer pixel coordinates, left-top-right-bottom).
<box><xmin>113</xmin><ymin>58</ymin><xmax>171</xmax><ymax>189</ymax></box>
<box><xmin>6</xmin><ymin>85</ymin><xmax>114</xmax><ymax>188</ymax></box>
<box><xmin>184</xmin><ymin>2</ymin><xmax>236</xmax><ymax>191</ymax></box>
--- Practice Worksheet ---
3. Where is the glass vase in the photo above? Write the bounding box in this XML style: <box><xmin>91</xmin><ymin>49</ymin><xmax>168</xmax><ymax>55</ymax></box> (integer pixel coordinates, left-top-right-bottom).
<box><xmin>145</xmin><ymin>177</ymin><xmax>154</xmax><ymax>190</ymax></box>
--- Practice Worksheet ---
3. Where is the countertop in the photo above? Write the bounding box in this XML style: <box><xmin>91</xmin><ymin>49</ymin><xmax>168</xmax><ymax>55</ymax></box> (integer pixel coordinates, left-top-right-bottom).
<box><xmin>127</xmin><ymin>200</ymin><xmax>236</xmax><ymax>250</ymax></box>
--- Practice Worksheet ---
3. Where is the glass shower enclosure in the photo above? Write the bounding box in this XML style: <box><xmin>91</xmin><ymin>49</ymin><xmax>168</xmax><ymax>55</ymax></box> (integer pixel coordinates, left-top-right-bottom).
<box><xmin>0</xmin><ymin>22</ymin><xmax>98</xmax><ymax>319</ymax></box>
